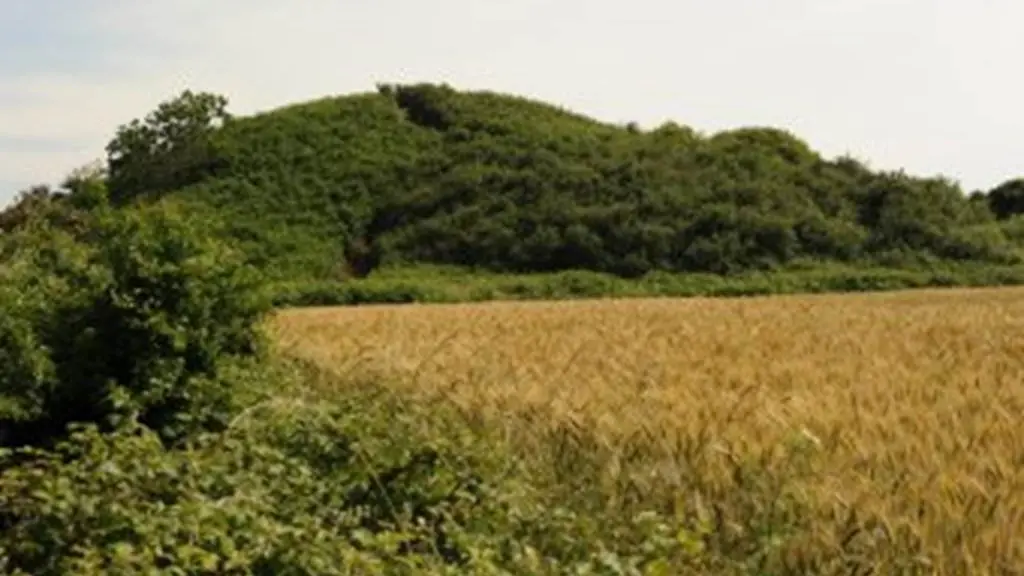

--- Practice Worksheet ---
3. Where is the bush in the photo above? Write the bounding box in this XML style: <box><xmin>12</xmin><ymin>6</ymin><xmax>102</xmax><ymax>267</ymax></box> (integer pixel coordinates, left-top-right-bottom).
<box><xmin>65</xmin><ymin>85</ymin><xmax>1024</xmax><ymax>288</ymax></box>
<box><xmin>0</xmin><ymin>387</ymin><xmax>496</xmax><ymax>575</ymax></box>
<box><xmin>0</xmin><ymin>204</ymin><xmax>271</xmax><ymax>450</ymax></box>
<box><xmin>0</xmin><ymin>370</ymin><xmax>709</xmax><ymax>575</ymax></box>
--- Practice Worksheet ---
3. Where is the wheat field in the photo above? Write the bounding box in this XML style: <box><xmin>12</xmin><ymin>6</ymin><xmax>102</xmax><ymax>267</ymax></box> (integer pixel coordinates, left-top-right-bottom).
<box><xmin>274</xmin><ymin>287</ymin><xmax>1024</xmax><ymax>573</ymax></box>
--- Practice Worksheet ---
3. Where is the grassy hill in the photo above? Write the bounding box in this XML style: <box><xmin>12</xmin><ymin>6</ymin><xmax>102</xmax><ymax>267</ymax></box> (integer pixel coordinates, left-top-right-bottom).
<box><xmin>7</xmin><ymin>83</ymin><xmax>1024</xmax><ymax>301</ymax></box>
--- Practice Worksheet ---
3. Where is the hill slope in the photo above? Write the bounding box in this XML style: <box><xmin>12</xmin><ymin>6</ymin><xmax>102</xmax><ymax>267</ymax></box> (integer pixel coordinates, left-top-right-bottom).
<box><xmin>28</xmin><ymin>83</ymin><xmax>1024</xmax><ymax>283</ymax></box>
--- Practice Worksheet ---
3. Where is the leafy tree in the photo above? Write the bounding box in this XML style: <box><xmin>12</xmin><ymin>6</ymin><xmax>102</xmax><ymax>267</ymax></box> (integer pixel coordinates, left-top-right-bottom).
<box><xmin>0</xmin><ymin>163</ymin><xmax>111</xmax><ymax>239</ymax></box>
<box><xmin>105</xmin><ymin>90</ymin><xmax>231</xmax><ymax>203</ymax></box>
<box><xmin>0</xmin><ymin>185</ymin><xmax>61</xmax><ymax>233</ymax></box>
<box><xmin>61</xmin><ymin>160</ymin><xmax>109</xmax><ymax>210</ymax></box>
<box><xmin>987</xmin><ymin>178</ymin><xmax>1024</xmax><ymax>219</ymax></box>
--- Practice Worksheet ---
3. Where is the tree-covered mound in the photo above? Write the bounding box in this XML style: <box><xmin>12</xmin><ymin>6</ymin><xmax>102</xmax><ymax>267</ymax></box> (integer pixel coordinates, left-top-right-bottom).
<box><xmin>6</xmin><ymin>83</ymin><xmax>1024</xmax><ymax>286</ymax></box>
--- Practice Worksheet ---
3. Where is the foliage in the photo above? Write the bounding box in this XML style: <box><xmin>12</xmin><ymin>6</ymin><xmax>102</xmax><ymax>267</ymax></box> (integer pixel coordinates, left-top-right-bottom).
<box><xmin>267</xmin><ymin>262</ymin><xmax>1024</xmax><ymax>308</ymax></box>
<box><xmin>105</xmin><ymin>90</ymin><xmax>231</xmax><ymax>204</ymax></box>
<box><xmin>23</xmin><ymin>84</ymin><xmax>1006</xmax><ymax>285</ymax></box>
<box><xmin>5</xmin><ymin>95</ymin><xmax>1022</xmax><ymax>569</ymax></box>
<box><xmin>0</xmin><ymin>366</ymin><xmax>722</xmax><ymax>575</ymax></box>
<box><xmin>986</xmin><ymin>177</ymin><xmax>1024</xmax><ymax>219</ymax></box>
<box><xmin>0</xmin><ymin>162</ymin><xmax>109</xmax><ymax>235</ymax></box>
<box><xmin>1</xmin><ymin>205</ymin><xmax>721</xmax><ymax>573</ymax></box>
<box><xmin>0</xmin><ymin>186</ymin><xmax>85</xmax><ymax>236</ymax></box>
<box><xmin>0</xmin><ymin>203</ymin><xmax>270</xmax><ymax>449</ymax></box>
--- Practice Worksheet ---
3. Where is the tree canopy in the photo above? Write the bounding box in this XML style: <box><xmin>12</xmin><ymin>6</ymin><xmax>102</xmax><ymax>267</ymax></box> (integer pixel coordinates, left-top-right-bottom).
<box><xmin>6</xmin><ymin>83</ymin><xmax>1024</xmax><ymax>281</ymax></box>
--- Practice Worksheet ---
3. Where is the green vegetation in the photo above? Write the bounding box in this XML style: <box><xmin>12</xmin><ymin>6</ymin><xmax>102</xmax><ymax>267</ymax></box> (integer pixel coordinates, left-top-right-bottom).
<box><xmin>2</xmin><ymin>83</ymin><xmax>1023</xmax><ymax>572</ymax></box>
<box><xmin>0</xmin><ymin>206</ymin><xmax>832</xmax><ymax>574</ymax></box>
<box><xmin>0</xmin><ymin>204</ymin><xmax>269</xmax><ymax>450</ymax></box>
<box><xmin>269</xmin><ymin>262</ymin><xmax>1024</xmax><ymax>307</ymax></box>
<box><xmin>5</xmin><ymin>83</ymin><xmax>1024</xmax><ymax>303</ymax></box>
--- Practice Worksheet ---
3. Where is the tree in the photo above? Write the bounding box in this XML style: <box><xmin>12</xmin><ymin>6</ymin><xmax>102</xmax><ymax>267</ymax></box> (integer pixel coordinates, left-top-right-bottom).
<box><xmin>0</xmin><ymin>185</ymin><xmax>65</xmax><ymax>234</ymax></box>
<box><xmin>0</xmin><ymin>162</ymin><xmax>111</xmax><ymax>237</ymax></box>
<box><xmin>986</xmin><ymin>178</ymin><xmax>1024</xmax><ymax>220</ymax></box>
<box><xmin>61</xmin><ymin>160</ymin><xmax>109</xmax><ymax>211</ymax></box>
<box><xmin>105</xmin><ymin>90</ymin><xmax>231</xmax><ymax>204</ymax></box>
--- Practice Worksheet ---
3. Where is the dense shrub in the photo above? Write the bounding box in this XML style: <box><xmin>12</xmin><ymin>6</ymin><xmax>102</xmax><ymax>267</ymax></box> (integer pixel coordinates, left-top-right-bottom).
<box><xmin>0</xmin><ymin>390</ymin><xmax>510</xmax><ymax>575</ymax></box>
<box><xmin>0</xmin><ymin>203</ymin><xmax>270</xmax><ymax>449</ymax></box>
<box><xmin>0</xmin><ymin>368</ymin><xmax>714</xmax><ymax>575</ymax></box>
<box><xmin>10</xmin><ymin>84</ymin><xmax>1008</xmax><ymax>286</ymax></box>
<box><xmin>986</xmin><ymin>178</ymin><xmax>1024</xmax><ymax>219</ymax></box>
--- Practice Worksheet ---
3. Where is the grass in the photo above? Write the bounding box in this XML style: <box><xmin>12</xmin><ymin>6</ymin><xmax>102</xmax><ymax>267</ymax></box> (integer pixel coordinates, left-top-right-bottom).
<box><xmin>268</xmin><ymin>262</ymin><xmax>1024</xmax><ymax>308</ymax></box>
<box><xmin>273</xmin><ymin>286</ymin><xmax>1024</xmax><ymax>574</ymax></box>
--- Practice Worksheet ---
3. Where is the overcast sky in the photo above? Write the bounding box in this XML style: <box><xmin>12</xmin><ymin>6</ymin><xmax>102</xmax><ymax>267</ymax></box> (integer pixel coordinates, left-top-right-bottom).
<box><xmin>2</xmin><ymin>0</ymin><xmax>1021</xmax><ymax>205</ymax></box>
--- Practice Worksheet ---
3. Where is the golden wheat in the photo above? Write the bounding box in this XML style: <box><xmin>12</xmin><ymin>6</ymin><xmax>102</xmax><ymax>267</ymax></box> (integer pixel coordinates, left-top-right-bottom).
<box><xmin>274</xmin><ymin>287</ymin><xmax>1024</xmax><ymax>573</ymax></box>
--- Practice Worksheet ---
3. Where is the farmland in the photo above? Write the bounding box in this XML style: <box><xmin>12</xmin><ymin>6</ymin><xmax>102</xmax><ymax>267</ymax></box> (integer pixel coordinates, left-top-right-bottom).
<box><xmin>6</xmin><ymin>83</ymin><xmax>1024</xmax><ymax>572</ymax></box>
<box><xmin>275</xmin><ymin>287</ymin><xmax>1024</xmax><ymax>573</ymax></box>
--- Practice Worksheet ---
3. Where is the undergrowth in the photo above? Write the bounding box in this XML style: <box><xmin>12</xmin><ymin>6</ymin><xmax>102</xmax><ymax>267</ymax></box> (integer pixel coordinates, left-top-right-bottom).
<box><xmin>4</xmin><ymin>355</ymin><xmax>876</xmax><ymax>575</ymax></box>
<box><xmin>269</xmin><ymin>262</ymin><xmax>1024</xmax><ymax>308</ymax></box>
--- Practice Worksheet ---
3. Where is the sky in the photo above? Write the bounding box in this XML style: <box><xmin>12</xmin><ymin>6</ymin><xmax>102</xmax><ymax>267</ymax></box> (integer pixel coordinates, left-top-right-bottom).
<box><xmin>1</xmin><ymin>0</ymin><xmax>1022</xmax><ymax>206</ymax></box>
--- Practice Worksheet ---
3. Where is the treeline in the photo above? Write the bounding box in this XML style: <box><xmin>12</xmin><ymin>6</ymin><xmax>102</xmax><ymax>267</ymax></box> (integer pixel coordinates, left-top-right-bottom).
<box><xmin>5</xmin><ymin>83</ymin><xmax>1024</xmax><ymax>282</ymax></box>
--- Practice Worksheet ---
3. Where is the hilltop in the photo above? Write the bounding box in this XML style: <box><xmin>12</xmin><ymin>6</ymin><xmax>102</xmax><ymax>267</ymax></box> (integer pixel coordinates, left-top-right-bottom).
<box><xmin>7</xmin><ymin>83</ymin><xmax>1024</xmax><ymax>291</ymax></box>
